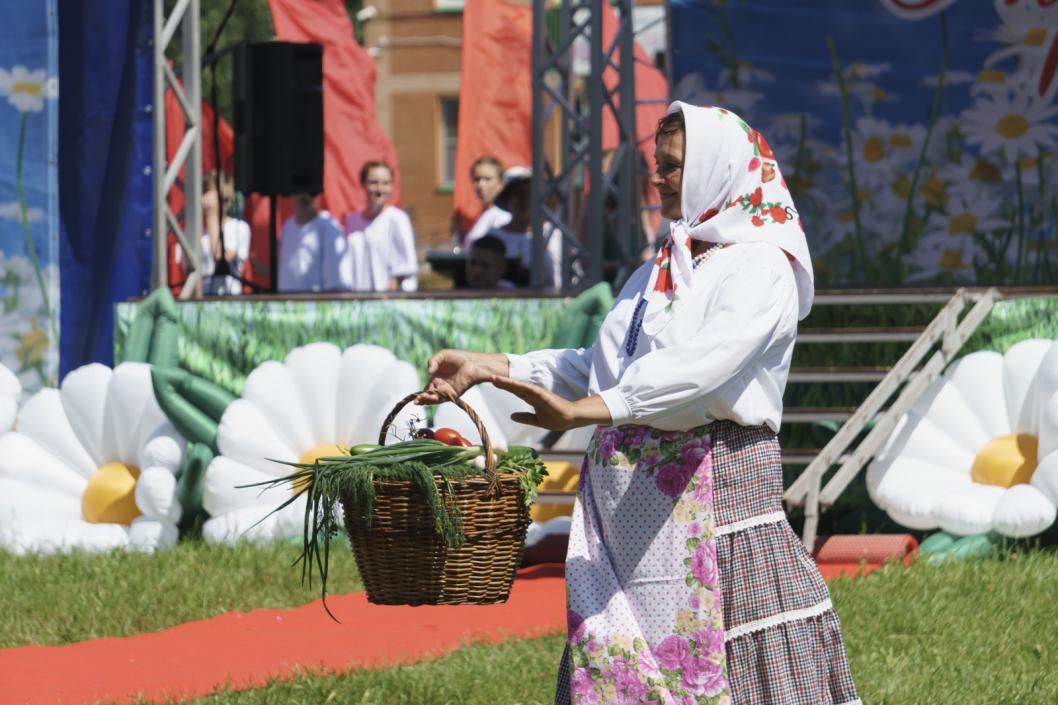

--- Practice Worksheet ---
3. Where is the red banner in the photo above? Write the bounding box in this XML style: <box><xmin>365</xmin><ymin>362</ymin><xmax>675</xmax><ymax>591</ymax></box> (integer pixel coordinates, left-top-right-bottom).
<box><xmin>453</xmin><ymin>0</ymin><xmax>534</xmax><ymax>227</ymax></box>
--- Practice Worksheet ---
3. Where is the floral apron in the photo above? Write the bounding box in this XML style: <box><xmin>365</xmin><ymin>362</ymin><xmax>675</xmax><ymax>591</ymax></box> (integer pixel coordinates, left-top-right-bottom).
<box><xmin>565</xmin><ymin>424</ymin><xmax>731</xmax><ymax>705</ymax></box>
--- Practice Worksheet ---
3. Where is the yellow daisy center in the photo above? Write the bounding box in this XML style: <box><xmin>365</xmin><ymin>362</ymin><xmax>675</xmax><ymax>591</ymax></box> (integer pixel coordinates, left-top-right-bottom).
<box><xmin>969</xmin><ymin>159</ymin><xmax>1003</xmax><ymax>183</ymax></box>
<box><xmin>1023</xmin><ymin>28</ymin><xmax>1047</xmax><ymax>47</ymax></box>
<box><xmin>863</xmin><ymin>135</ymin><xmax>886</xmax><ymax>162</ymax></box>
<box><xmin>892</xmin><ymin>174</ymin><xmax>912</xmax><ymax>199</ymax></box>
<box><xmin>938</xmin><ymin>248</ymin><xmax>966</xmax><ymax>270</ymax></box>
<box><xmin>17</xmin><ymin>321</ymin><xmax>48</xmax><ymax>368</ymax></box>
<box><xmin>12</xmin><ymin>82</ymin><xmax>43</xmax><ymax>96</ymax></box>
<box><xmin>82</xmin><ymin>463</ymin><xmax>142</xmax><ymax>525</ymax></box>
<box><xmin>871</xmin><ymin>87</ymin><xmax>887</xmax><ymax>101</ymax></box>
<box><xmin>889</xmin><ymin>133</ymin><xmax>913</xmax><ymax>148</ymax></box>
<box><xmin>949</xmin><ymin>212</ymin><xmax>977</xmax><ymax>235</ymax></box>
<box><xmin>996</xmin><ymin>114</ymin><xmax>1030</xmax><ymax>139</ymax></box>
<box><xmin>921</xmin><ymin>175</ymin><xmax>948</xmax><ymax>209</ymax></box>
<box><xmin>1018</xmin><ymin>156</ymin><xmax>1038</xmax><ymax>171</ymax></box>
<box><xmin>978</xmin><ymin>69</ymin><xmax>1006</xmax><ymax>84</ymax></box>
<box><xmin>971</xmin><ymin>434</ymin><xmax>1038</xmax><ymax>488</ymax></box>
<box><xmin>296</xmin><ymin>443</ymin><xmax>346</xmax><ymax>494</ymax></box>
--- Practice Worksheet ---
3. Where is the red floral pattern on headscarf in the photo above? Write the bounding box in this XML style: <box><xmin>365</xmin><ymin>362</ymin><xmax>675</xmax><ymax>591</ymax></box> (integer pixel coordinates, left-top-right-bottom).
<box><xmin>641</xmin><ymin>102</ymin><xmax>813</xmax><ymax>336</ymax></box>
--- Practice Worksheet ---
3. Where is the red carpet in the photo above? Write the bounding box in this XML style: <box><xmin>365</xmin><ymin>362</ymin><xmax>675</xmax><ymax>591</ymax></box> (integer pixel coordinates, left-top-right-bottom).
<box><xmin>0</xmin><ymin>564</ymin><xmax>566</xmax><ymax>705</ymax></box>
<box><xmin>0</xmin><ymin>537</ymin><xmax>916</xmax><ymax>705</ymax></box>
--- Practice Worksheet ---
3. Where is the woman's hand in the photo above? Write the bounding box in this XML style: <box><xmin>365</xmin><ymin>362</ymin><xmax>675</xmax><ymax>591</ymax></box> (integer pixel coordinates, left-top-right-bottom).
<box><xmin>491</xmin><ymin>376</ymin><xmax>612</xmax><ymax>431</ymax></box>
<box><xmin>415</xmin><ymin>350</ymin><xmax>510</xmax><ymax>405</ymax></box>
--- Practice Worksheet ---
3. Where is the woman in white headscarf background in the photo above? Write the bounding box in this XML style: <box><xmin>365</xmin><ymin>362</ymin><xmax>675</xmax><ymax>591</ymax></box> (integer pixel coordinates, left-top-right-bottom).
<box><xmin>418</xmin><ymin>103</ymin><xmax>859</xmax><ymax>705</ymax></box>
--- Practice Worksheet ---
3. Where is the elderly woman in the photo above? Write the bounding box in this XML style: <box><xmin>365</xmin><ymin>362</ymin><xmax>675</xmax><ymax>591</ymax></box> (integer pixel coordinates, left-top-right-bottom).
<box><xmin>419</xmin><ymin>103</ymin><xmax>859</xmax><ymax>705</ymax></box>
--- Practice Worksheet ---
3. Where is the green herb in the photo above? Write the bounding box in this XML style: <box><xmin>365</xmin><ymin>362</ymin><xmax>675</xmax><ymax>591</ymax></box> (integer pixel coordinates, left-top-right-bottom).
<box><xmin>241</xmin><ymin>440</ymin><xmax>547</xmax><ymax>618</ymax></box>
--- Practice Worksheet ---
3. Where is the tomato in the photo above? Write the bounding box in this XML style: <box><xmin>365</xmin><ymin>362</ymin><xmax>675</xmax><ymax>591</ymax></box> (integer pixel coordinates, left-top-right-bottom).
<box><xmin>454</xmin><ymin>436</ymin><xmax>475</xmax><ymax>448</ymax></box>
<box><xmin>433</xmin><ymin>427</ymin><xmax>463</xmax><ymax>446</ymax></box>
<box><xmin>413</xmin><ymin>428</ymin><xmax>435</xmax><ymax>439</ymax></box>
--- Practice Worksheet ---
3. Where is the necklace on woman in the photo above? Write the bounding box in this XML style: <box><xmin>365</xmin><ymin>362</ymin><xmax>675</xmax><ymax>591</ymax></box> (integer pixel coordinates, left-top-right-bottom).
<box><xmin>692</xmin><ymin>242</ymin><xmax>725</xmax><ymax>269</ymax></box>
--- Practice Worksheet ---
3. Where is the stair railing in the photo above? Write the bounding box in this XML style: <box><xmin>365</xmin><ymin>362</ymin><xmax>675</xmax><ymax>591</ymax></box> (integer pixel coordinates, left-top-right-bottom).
<box><xmin>783</xmin><ymin>287</ymin><xmax>1000</xmax><ymax>551</ymax></box>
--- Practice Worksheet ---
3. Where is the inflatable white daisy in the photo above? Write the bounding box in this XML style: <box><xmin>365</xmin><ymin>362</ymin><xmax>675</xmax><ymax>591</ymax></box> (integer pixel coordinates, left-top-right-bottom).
<box><xmin>202</xmin><ymin>343</ymin><xmax>422</xmax><ymax>544</ymax></box>
<box><xmin>0</xmin><ymin>362</ymin><xmax>186</xmax><ymax>554</ymax></box>
<box><xmin>0</xmin><ymin>363</ymin><xmax>19</xmax><ymax>431</ymax></box>
<box><xmin>868</xmin><ymin>339</ymin><xmax>1058</xmax><ymax>537</ymax></box>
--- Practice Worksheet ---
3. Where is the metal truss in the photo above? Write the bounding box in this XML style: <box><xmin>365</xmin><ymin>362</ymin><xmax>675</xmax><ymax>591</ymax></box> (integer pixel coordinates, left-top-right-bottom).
<box><xmin>531</xmin><ymin>0</ymin><xmax>647</xmax><ymax>292</ymax></box>
<box><xmin>152</xmin><ymin>0</ymin><xmax>203</xmax><ymax>298</ymax></box>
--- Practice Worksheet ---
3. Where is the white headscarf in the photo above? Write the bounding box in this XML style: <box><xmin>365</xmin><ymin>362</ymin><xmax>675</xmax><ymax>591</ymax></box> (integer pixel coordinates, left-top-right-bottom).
<box><xmin>641</xmin><ymin>102</ymin><xmax>814</xmax><ymax>336</ymax></box>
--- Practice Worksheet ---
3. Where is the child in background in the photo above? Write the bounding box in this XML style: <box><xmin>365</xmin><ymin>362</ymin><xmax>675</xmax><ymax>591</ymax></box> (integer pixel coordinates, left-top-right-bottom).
<box><xmin>277</xmin><ymin>192</ymin><xmax>344</xmax><ymax>293</ymax></box>
<box><xmin>341</xmin><ymin>161</ymin><xmax>419</xmax><ymax>292</ymax></box>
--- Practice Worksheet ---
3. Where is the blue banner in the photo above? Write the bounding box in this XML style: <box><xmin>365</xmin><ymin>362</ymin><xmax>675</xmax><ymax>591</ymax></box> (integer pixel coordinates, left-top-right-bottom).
<box><xmin>0</xmin><ymin>0</ymin><xmax>59</xmax><ymax>391</ymax></box>
<box><xmin>58</xmin><ymin>0</ymin><xmax>154</xmax><ymax>378</ymax></box>
<box><xmin>671</xmin><ymin>0</ymin><xmax>1058</xmax><ymax>287</ymax></box>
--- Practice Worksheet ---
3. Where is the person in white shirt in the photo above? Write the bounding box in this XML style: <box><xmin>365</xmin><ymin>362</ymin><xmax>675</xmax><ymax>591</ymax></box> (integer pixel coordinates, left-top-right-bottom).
<box><xmin>416</xmin><ymin>104</ymin><xmax>858</xmax><ymax>705</ymax></box>
<box><xmin>340</xmin><ymin>161</ymin><xmax>419</xmax><ymax>292</ymax></box>
<box><xmin>471</xmin><ymin>167</ymin><xmax>561</xmax><ymax>288</ymax></box>
<box><xmin>277</xmin><ymin>192</ymin><xmax>344</xmax><ymax>293</ymax></box>
<box><xmin>457</xmin><ymin>156</ymin><xmax>509</xmax><ymax>248</ymax></box>
<box><xmin>194</xmin><ymin>172</ymin><xmax>251</xmax><ymax>296</ymax></box>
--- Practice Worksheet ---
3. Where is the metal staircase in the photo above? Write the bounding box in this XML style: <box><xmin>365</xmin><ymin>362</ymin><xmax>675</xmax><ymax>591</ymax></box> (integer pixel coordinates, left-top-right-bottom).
<box><xmin>533</xmin><ymin>287</ymin><xmax>1041</xmax><ymax>549</ymax></box>
<box><xmin>783</xmin><ymin>287</ymin><xmax>1001</xmax><ymax>551</ymax></box>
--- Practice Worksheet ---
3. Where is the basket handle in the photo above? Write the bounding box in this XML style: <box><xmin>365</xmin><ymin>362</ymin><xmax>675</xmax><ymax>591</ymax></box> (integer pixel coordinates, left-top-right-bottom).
<box><xmin>378</xmin><ymin>389</ymin><xmax>499</xmax><ymax>494</ymax></box>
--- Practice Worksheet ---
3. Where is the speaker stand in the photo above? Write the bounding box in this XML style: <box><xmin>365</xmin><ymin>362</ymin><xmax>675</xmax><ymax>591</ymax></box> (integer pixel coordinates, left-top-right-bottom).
<box><xmin>269</xmin><ymin>194</ymin><xmax>278</xmax><ymax>294</ymax></box>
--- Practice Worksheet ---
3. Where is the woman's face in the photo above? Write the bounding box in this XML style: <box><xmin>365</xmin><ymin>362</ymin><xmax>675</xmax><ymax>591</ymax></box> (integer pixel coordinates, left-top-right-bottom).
<box><xmin>472</xmin><ymin>164</ymin><xmax>502</xmax><ymax>206</ymax></box>
<box><xmin>363</xmin><ymin>166</ymin><xmax>393</xmax><ymax>211</ymax></box>
<box><xmin>650</xmin><ymin>129</ymin><xmax>685</xmax><ymax>220</ymax></box>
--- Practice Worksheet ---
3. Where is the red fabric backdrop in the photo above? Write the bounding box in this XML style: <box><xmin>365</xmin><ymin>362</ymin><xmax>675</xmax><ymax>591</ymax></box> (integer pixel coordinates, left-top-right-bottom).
<box><xmin>452</xmin><ymin>0</ymin><xmax>534</xmax><ymax>229</ymax></box>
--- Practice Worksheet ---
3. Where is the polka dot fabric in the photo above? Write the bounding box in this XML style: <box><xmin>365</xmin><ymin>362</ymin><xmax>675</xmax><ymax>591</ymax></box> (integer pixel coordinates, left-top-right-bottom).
<box><xmin>562</xmin><ymin>424</ymin><xmax>730</xmax><ymax>704</ymax></box>
<box><xmin>553</xmin><ymin>422</ymin><xmax>859</xmax><ymax>705</ymax></box>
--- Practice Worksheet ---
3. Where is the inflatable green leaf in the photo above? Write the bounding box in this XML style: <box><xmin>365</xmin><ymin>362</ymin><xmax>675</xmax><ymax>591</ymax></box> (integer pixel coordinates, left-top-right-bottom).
<box><xmin>121</xmin><ymin>287</ymin><xmax>180</xmax><ymax>368</ymax></box>
<box><xmin>921</xmin><ymin>531</ymin><xmax>998</xmax><ymax>563</ymax></box>
<box><xmin>151</xmin><ymin>367</ymin><xmax>236</xmax><ymax>453</ymax></box>
<box><xmin>177</xmin><ymin>442</ymin><xmax>213</xmax><ymax>534</ymax></box>
<box><xmin>549</xmin><ymin>281</ymin><xmax>615</xmax><ymax>349</ymax></box>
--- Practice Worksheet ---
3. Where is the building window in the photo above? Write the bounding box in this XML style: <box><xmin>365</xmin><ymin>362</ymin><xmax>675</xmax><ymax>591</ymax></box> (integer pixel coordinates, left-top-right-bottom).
<box><xmin>439</xmin><ymin>96</ymin><xmax>459</xmax><ymax>190</ymax></box>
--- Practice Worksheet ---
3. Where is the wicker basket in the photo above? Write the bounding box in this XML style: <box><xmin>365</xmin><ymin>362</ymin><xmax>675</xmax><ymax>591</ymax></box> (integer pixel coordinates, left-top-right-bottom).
<box><xmin>341</xmin><ymin>390</ymin><xmax>531</xmax><ymax>605</ymax></box>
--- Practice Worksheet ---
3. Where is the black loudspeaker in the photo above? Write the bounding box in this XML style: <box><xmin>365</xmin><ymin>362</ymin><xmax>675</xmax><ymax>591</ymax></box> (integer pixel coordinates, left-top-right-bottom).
<box><xmin>234</xmin><ymin>41</ymin><xmax>324</xmax><ymax>195</ymax></box>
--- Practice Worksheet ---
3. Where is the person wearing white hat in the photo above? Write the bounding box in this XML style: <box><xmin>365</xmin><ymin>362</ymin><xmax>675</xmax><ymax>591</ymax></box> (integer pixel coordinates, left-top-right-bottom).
<box><xmin>468</xmin><ymin>166</ymin><xmax>561</xmax><ymax>287</ymax></box>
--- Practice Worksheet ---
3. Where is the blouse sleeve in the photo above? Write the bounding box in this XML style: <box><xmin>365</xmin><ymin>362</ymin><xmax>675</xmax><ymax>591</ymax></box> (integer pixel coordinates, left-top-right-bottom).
<box><xmin>319</xmin><ymin>213</ymin><xmax>344</xmax><ymax>290</ymax></box>
<box><xmin>597</xmin><ymin>245</ymin><xmax>798</xmax><ymax>426</ymax></box>
<box><xmin>506</xmin><ymin>347</ymin><xmax>594</xmax><ymax>402</ymax></box>
<box><xmin>387</xmin><ymin>209</ymin><xmax>419</xmax><ymax>279</ymax></box>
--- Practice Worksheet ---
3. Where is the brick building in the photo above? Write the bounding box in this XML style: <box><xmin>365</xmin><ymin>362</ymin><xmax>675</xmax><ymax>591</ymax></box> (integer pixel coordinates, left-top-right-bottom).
<box><xmin>361</xmin><ymin>0</ymin><xmax>667</xmax><ymax>277</ymax></box>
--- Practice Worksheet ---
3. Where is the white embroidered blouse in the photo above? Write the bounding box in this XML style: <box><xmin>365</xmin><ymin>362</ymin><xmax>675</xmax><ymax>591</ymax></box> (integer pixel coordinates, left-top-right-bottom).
<box><xmin>505</xmin><ymin>242</ymin><xmax>801</xmax><ymax>432</ymax></box>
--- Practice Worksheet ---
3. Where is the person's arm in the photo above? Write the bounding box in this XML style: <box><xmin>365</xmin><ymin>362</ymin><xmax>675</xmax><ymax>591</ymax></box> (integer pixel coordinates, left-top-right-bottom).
<box><xmin>416</xmin><ymin>350</ymin><xmax>512</xmax><ymax>404</ymax></box>
<box><xmin>597</xmin><ymin>246</ymin><xmax>797</xmax><ymax>426</ymax></box>
<box><xmin>322</xmin><ymin>217</ymin><xmax>349</xmax><ymax>291</ymax></box>
<box><xmin>203</xmin><ymin>189</ymin><xmax>222</xmax><ymax>261</ymax></box>
<box><xmin>505</xmin><ymin>346</ymin><xmax>593</xmax><ymax>402</ymax></box>
<box><xmin>387</xmin><ymin>210</ymin><xmax>418</xmax><ymax>291</ymax></box>
<box><xmin>227</xmin><ymin>221</ymin><xmax>251</xmax><ymax>277</ymax></box>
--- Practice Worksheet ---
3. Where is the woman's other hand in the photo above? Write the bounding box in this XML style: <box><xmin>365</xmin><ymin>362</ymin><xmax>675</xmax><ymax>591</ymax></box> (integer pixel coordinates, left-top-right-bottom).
<box><xmin>490</xmin><ymin>376</ymin><xmax>612</xmax><ymax>431</ymax></box>
<box><xmin>416</xmin><ymin>350</ymin><xmax>509</xmax><ymax>405</ymax></box>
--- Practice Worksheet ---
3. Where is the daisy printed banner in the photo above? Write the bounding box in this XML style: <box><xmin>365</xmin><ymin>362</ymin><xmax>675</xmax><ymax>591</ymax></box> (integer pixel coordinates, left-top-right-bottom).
<box><xmin>671</xmin><ymin>0</ymin><xmax>1058</xmax><ymax>287</ymax></box>
<box><xmin>0</xmin><ymin>0</ymin><xmax>59</xmax><ymax>393</ymax></box>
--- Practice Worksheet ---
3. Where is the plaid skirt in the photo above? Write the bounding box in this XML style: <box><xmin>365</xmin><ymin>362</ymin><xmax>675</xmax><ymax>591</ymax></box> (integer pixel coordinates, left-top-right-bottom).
<box><xmin>554</xmin><ymin>422</ymin><xmax>860</xmax><ymax>705</ymax></box>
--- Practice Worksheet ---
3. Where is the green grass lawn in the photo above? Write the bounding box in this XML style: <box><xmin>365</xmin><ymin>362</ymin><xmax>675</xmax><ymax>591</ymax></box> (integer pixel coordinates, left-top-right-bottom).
<box><xmin>180</xmin><ymin>550</ymin><xmax>1058</xmax><ymax>705</ymax></box>
<box><xmin>5</xmin><ymin>545</ymin><xmax>1057</xmax><ymax>705</ymax></box>
<box><xmin>0</xmin><ymin>540</ymin><xmax>360</xmax><ymax>648</ymax></box>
